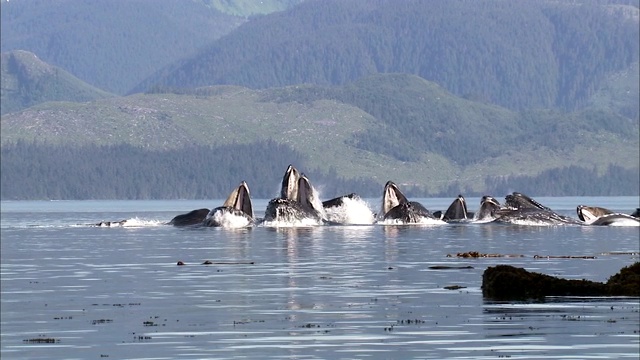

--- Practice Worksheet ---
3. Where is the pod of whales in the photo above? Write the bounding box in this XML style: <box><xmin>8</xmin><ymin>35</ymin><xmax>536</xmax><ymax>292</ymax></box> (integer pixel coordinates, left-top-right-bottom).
<box><xmin>93</xmin><ymin>164</ymin><xmax>638</xmax><ymax>228</ymax></box>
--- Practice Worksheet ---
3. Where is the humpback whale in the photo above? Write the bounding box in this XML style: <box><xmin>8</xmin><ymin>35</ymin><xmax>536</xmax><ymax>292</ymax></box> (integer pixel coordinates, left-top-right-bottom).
<box><xmin>202</xmin><ymin>181</ymin><xmax>254</xmax><ymax>227</ymax></box>
<box><xmin>322</xmin><ymin>193</ymin><xmax>376</xmax><ymax>224</ymax></box>
<box><xmin>263</xmin><ymin>165</ymin><xmax>324</xmax><ymax>225</ymax></box>
<box><xmin>577</xmin><ymin>205</ymin><xmax>640</xmax><ymax>226</ymax></box>
<box><xmin>473</xmin><ymin>196</ymin><xmax>501</xmax><ymax>222</ymax></box>
<box><xmin>168</xmin><ymin>181</ymin><xmax>254</xmax><ymax>228</ymax></box>
<box><xmin>434</xmin><ymin>195</ymin><xmax>472</xmax><ymax>222</ymax></box>
<box><xmin>380</xmin><ymin>181</ymin><xmax>440</xmax><ymax>224</ymax></box>
<box><xmin>494</xmin><ymin>192</ymin><xmax>581</xmax><ymax>225</ymax></box>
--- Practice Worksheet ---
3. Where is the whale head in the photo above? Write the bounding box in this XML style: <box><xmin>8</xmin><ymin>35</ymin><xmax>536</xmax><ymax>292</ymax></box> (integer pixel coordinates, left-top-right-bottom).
<box><xmin>381</xmin><ymin>181</ymin><xmax>409</xmax><ymax>216</ymax></box>
<box><xmin>222</xmin><ymin>180</ymin><xmax>254</xmax><ymax>219</ymax></box>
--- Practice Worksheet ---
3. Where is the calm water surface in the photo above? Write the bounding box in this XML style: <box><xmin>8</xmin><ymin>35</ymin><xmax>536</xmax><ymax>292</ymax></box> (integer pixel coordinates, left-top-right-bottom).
<box><xmin>1</xmin><ymin>197</ymin><xmax>639</xmax><ymax>359</ymax></box>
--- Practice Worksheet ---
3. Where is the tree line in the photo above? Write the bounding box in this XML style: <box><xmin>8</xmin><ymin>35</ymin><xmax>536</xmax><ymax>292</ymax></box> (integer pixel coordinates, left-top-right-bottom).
<box><xmin>1</xmin><ymin>141</ymin><xmax>637</xmax><ymax>200</ymax></box>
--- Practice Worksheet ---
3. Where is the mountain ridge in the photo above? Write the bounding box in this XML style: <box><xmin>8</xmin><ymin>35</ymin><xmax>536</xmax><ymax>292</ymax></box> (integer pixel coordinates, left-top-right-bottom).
<box><xmin>1</xmin><ymin>50</ymin><xmax>115</xmax><ymax>115</ymax></box>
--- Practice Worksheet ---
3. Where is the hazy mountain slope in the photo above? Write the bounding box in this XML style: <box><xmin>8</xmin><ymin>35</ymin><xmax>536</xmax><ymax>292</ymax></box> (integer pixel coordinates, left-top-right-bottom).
<box><xmin>132</xmin><ymin>0</ymin><xmax>639</xmax><ymax>114</ymax></box>
<box><xmin>3</xmin><ymin>74</ymin><xmax>637</xmax><ymax>194</ymax></box>
<box><xmin>586</xmin><ymin>61</ymin><xmax>640</xmax><ymax>120</ymax></box>
<box><xmin>202</xmin><ymin>0</ymin><xmax>306</xmax><ymax>16</ymax></box>
<box><xmin>1</xmin><ymin>50</ymin><xmax>115</xmax><ymax>115</ymax></box>
<box><xmin>0</xmin><ymin>0</ymin><xmax>245</xmax><ymax>95</ymax></box>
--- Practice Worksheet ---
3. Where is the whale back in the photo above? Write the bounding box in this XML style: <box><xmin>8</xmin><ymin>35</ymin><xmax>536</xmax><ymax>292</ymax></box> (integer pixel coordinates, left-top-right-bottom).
<box><xmin>505</xmin><ymin>192</ymin><xmax>551</xmax><ymax>211</ymax></box>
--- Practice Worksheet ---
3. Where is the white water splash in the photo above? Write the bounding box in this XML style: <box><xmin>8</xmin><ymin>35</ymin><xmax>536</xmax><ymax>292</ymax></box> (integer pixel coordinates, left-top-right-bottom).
<box><xmin>324</xmin><ymin>196</ymin><xmax>376</xmax><ymax>225</ymax></box>
<box><xmin>606</xmin><ymin>219</ymin><xmax>640</xmax><ymax>227</ymax></box>
<box><xmin>208</xmin><ymin>211</ymin><xmax>252</xmax><ymax>228</ymax></box>
<box><xmin>93</xmin><ymin>217</ymin><xmax>165</xmax><ymax>228</ymax></box>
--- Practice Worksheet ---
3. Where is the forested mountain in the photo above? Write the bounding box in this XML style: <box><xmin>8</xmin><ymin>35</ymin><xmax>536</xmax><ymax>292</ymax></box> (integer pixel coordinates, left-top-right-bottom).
<box><xmin>2</xmin><ymin>73</ymin><xmax>638</xmax><ymax>198</ymax></box>
<box><xmin>0</xmin><ymin>0</ymin><xmax>247</xmax><ymax>95</ymax></box>
<box><xmin>1</xmin><ymin>0</ymin><xmax>638</xmax><ymax>199</ymax></box>
<box><xmin>132</xmin><ymin>0</ymin><xmax>639</xmax><ymax>114</ymax></box>
<box><xmin>1</xmin><ymin>50</ymin><xmax>115</xmax><ymax>115</ymax></box>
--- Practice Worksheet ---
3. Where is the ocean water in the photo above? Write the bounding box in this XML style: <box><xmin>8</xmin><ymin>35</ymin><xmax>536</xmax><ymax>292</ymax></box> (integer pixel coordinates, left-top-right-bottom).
<box><xmin>1</xmin><ymin>197</ymin><xmax>639</xmax><ymax>360</ymax></box>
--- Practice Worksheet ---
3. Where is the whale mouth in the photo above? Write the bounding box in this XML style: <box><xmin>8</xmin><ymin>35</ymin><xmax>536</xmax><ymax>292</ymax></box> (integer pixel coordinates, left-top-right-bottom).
<box><xmin>280</xmin><ymin>164</ymin><xmax>301</xmax><ymax>201</ymax></box>
<box><xmin>221</xmin><ymin>181</ymin><xmax>254</xmax><ymax>219</ymax></box>
<box><xmin>442</xmin><ymin>194</ymin><xmax>469</xmax><ymax>220</ymax></box>
<box><xmin>381</xmin><ymin>181</ymin><xmax>410</xmax><ymax>216</ymax></box>
<box><xmin>481</xmin><ymin>196</ymin><xmax>501</xmax><ymax>208</ymax></box>
<box><xmin>264</xmin><ymin>165</ymin><xmax>325</xmax><ymax>224</ymax></box>
<box><xmin>576</xmin><ymin>205</ymin><xmax>612</xmax><ymax>223</ymax></box>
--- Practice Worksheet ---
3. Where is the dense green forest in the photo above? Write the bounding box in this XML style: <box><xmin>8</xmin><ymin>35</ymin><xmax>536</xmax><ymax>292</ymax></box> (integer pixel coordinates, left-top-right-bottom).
<box><xmin>133</xmin><ymin>0</ymin><xmax>639</xmax><ymax>113</ymax></box>
<box><xmin>0</xmin><ymin>141</ymin><xmax>379</xmax><ymax>200</ymax></box>
<box><xmin>1</xmin><ymin>142</ymin><xmax>637</xmax><ymax>200</ymax></box>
